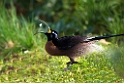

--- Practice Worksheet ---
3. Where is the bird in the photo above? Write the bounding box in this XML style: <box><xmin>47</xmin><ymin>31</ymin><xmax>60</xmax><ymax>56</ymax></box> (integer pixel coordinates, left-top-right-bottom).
<box><xmin>35</xmin><ymin>20</ymin><xmax>124</xmax><ymax>70</ymax></box>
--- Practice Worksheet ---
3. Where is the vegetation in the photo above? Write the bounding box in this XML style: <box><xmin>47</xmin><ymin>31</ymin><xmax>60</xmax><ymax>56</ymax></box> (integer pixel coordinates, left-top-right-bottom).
<box><xmin>0</xmin><ymin>0</ymin><xmax>124</xmax><ymax>83</ymax></box>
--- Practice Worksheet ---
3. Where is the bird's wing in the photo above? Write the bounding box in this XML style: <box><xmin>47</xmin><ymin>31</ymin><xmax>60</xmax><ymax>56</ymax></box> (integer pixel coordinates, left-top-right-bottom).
<box><xmin>53</xmin><ymin>36</ymin><xmax>88</xmax><ymax>50</ymax></box>
<box><xmin>52</xmin><ymin>34</ymin><xmax>124</xmax><ymax>50</ymax></box>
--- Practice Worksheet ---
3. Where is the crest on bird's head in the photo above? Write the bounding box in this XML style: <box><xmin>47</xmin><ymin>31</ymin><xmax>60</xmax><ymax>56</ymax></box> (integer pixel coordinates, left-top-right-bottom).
<box><xmin>34</xmin><ymin>19</ymin><xmax>52</xmax><ymax>34</ymax></box>
<box><xmin>34</xmin><ymin>20</ymin><xmax>58</xmax><ymax>41</ymax></box>
<box><xmin>48</xmin><ymin>29</ymin><xmax>52</xmax><ymax>33</ymax></box>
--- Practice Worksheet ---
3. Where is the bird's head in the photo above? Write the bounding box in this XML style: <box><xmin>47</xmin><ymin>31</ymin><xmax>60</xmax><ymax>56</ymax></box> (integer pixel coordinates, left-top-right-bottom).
<box><xmin>44</xmin><ymin>29</ymin><xmax>58</xmax><ymax>41</ymax></box>
<box><xmin>34</xmin><ymin>20</ymin><xmax>58</xmax><ymax>41</ymax></box>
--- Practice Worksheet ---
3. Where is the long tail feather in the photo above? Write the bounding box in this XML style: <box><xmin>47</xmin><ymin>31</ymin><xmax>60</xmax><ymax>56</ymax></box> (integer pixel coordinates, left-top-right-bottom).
<box><xmin>85</xmin><ymin>34</ymin><xmax>124</xmax><ymax>42</ymax></box>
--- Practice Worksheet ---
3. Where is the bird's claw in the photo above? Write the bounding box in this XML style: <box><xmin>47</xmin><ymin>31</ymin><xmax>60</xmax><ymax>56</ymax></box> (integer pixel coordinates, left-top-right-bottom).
<box><xmin>64</xmin><ymin>61</ymin><xmax>79</xmax><ymax>71</ymax></box>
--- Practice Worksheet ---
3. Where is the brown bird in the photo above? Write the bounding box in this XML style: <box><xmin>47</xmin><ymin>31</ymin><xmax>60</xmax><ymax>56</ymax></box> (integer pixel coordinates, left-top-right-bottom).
<box><xmin>35</xmin><ymin>20</ymin><xmax>124</xmax><ymax>70</ymax></box>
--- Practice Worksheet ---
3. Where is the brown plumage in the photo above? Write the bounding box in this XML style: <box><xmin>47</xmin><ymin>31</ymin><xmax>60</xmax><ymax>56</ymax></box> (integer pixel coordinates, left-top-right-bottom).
<box><xmin>45</xmin><ymin>35</ymin><xmax>98</xmax><ymax>62</ymax></box>
<box><xmin>35</xmin><ymin>28</ymin><xmax>124</xmax><ymax>70</ymax></box>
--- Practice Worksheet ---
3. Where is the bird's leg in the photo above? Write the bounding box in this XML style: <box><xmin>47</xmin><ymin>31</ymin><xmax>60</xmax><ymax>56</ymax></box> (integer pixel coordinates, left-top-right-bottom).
<box><xmin>64</xmin><ymin>58</ymin><xmax>78</xmax><ymax>71</ymax></box>
<box><xmin>68</xmin><ymin>58</ymin><xmax>78</xmax><ymax>64</ymax></box>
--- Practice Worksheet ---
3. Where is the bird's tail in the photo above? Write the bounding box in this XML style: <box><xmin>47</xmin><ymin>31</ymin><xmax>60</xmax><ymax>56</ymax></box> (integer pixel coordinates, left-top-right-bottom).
<box><xmin>85</xmin><ymin>34</ymin><xmax>124</xmax><ymax>42</ymax></box>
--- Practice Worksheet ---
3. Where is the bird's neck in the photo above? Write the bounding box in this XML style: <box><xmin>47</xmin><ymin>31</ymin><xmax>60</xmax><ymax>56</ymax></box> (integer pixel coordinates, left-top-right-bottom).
<box><xmin>52</xmin><ymin>38</ymin><xmax>58</xmax><ymax>46</ymax></box>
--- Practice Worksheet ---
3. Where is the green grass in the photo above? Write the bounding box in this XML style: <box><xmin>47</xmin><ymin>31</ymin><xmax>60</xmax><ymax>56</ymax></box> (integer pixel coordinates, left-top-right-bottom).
<box><xmin>0</xmin><ymin>4</ymin><xmax>124</xmax><ymax>83</ymax></box>
<box><xmin>0</xmin><ymin>4</ymin><xmax>36</xmax><ymax>57</ymax></box>
<box><xmin>0</xmin><ymin>47</ymin><xmax>124</xmax><ymax>83</ymax></box>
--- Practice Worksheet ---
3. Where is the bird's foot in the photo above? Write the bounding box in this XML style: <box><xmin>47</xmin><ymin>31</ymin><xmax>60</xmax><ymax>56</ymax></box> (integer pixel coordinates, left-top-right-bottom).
<box><xmin>64</xmin><ymin>61</ymin><xmax>79</xmax><ymax>71</ymax></box>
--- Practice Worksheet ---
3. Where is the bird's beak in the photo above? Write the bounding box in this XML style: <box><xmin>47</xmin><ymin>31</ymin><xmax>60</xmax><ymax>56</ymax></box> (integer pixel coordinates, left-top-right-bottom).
<box><xmin>34</xmin><ymin>29</ymin><xmax>52</xmax><ymax>35</ymax></box>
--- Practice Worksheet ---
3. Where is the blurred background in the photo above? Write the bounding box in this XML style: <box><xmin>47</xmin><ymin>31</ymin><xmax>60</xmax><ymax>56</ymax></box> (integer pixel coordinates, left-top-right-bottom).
<box><xmin>1</xmin><ymin>0</ymin><xmax>124</xmax><ymax>35</ymax></box>
<box><xmin>0</xmin><ymin>0</ymin><xmax>124</xmax><ymax>81</ymax></box>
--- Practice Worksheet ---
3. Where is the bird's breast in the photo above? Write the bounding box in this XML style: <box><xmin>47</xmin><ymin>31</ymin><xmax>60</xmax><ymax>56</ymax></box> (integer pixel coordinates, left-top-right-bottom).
<box><xmin>45</xmin><ymin>41</ymin><xmax>65</xmax><ymax>56</ymax></box>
